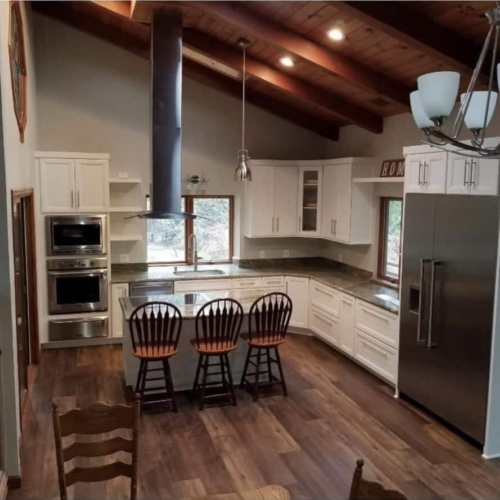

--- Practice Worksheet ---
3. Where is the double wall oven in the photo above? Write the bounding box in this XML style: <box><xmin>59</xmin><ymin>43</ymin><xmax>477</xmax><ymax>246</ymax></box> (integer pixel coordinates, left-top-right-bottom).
<box><xmin>46</xmin><ymin>216</ymin><xmax>109</xmax><ymax>342</ymax></box>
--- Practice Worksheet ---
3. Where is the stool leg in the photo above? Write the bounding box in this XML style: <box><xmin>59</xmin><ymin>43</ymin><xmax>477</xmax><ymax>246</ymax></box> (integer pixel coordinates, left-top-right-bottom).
<box><xmin>224</xmin><ymin>353</ymin><xmax>237</xmax><ymax>407</ymax></box>
<box><xmin>266</xmin><ymin>349</ymin><xmax>273</xmax><ymax>383</ymax></box>
<box><xmin>220</xmin><ymin>354</ymin><xmax>227</xmax><ymax>392</ymax></box>
<box><xmin>199</xmin><ymin>355</ymin><xmax>209</xmax><ymax>411</ymax></box>
<box><xmin>139</xmin><ymin>360</ymin><xmax>149</xmax><ymax>413</ymax></box>
<box><xmin>240</xmin><ymin>345</ymin><xmax>252</xmax><ymax>388</ymax></box>
<box><xmin>253</xmin><ymin>348</ymin><xmax>262</xmax><ymax>402</ymax></box>
<box><xmin>162</xmin><ymin>359</ymin><xmax>178</xmax><ymax>413</ymax></box>
<box><xmin>275</xmin><ymin>347</ymin><xmax>288</xmax><ymax>397</ymax></box>
<box><xmin>192</xmin><ymin>353</ymin><xmax>203</xmax><ymax>399</ymax></box>
<box><xmin>135</xmin><ymin>359</ymin><xmax>144</xmax><ymax>395</ymax></box>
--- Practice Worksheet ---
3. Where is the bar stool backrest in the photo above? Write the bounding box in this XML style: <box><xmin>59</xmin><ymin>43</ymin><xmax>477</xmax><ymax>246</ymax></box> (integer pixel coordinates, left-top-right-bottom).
<box><xmin>248</xmin><ymin>293</ymin><xmax>293</xmax><ymax>344</ymax></box>
<box><xmin>129</xmin><ymin>302</ymin><xmax>183</xmax><ymax>356</ymax></box>
<box><xmin>195</xmin><ymin>298</ymin><xmax>244</xmax><ymax>351</ymax></box>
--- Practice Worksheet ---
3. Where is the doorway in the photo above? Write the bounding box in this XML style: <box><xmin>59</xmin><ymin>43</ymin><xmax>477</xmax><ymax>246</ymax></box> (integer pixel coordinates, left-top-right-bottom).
<box><xmin>11</xmin><ymin>189</ymin><xmax>39</xmax><ymax>421</ymax></box>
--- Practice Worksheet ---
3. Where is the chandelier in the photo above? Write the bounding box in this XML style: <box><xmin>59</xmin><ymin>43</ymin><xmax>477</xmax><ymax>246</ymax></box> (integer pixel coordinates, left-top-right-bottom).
<box><xmin>410</xmin><ymin>6</ymin><xmax>500</xmax><ymax>158</ymax></box>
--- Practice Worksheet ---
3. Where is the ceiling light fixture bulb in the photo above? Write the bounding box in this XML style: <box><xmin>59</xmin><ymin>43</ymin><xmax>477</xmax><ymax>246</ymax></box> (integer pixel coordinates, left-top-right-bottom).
<box><xmin>280</xmin><ymin>56</ymin><xmax>294</xmax><ymax>67</ymax></box>
<box><xmin>328</xmin><ymin>28</ymin><xmax>346</xmax><ymax>41</ymax></box>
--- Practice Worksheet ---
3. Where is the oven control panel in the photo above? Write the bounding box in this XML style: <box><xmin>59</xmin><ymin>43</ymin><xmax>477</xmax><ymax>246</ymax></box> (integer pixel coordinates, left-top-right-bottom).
<box><xmin>47</xmin><ymin>257</ymin><xmax>107</xmax><ymax>271</ymax></box>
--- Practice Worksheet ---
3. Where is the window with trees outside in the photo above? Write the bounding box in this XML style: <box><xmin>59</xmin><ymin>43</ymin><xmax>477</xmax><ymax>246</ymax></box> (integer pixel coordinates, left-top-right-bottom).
<box><xmin>147</xmin><ymin>196</ymin><xmax>233</xmax><ymax>265</ymax></box>
<box><xmin>378</xmin><ymin>197</ymin><xmax>403</xmax><ymax>284</ymax></box>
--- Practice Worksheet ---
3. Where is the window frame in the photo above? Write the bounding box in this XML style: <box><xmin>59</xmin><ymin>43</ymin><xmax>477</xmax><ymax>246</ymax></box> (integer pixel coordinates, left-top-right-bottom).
<box><xmin>147</xmin><ymin>195</ymin><xmax>234</xmax><ymax>266</ymax></box>
<box><xmin>377</xmin><ymin>197</ymin><xmax>403</xmax><ymax>285</ymax></box>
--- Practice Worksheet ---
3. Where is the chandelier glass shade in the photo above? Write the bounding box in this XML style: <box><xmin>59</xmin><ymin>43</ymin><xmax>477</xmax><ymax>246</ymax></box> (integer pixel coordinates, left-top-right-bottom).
<box><xmin>410</xmin><ymin>6</ymin><xmax>500</xmax><ymax>158</ymax></box>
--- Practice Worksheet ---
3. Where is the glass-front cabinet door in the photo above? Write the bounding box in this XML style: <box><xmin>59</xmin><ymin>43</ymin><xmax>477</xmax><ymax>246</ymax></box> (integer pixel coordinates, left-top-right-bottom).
<box><xmin>298</xmin><ymin>166</ymin><xmax>322</xmax><ymax>236</ymax></box>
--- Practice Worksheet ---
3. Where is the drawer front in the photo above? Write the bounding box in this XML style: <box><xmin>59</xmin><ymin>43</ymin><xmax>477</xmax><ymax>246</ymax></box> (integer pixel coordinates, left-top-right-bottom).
<box><xmin>232</xmin><ymin>277</ymin><xmax>263</xmax><ymax>289</ymax></box>
<box><xmin>261</xmin><ymin>276</ymin><xmax>285</xmax><ymax>288</ymax></box>
<box><xmin>49</xmin><ymin>317</ymin><xmax>109</xmax><ymax>341</ymax></box>
<box><xmin>354</xmin><ymin>329</ymin><xmax>398</xmax><ymax>384</ymax></box>
<box><xmin>309</xmin><ymin>305</ymin><xmax>339</xmax><ymax>346</ymax></box>
<box><xmin>175</xmin><ymin>279</ymin><xmax>232</xmax><ymax>293</ymax></box>
<box><xmin>355</xmin><ymin>300</ymin><xmax>398</xmax><ymax>348</ymax></box>
<box><xmin>310</xmin><ymin>280</ymin><xmax>340</xmax><ymax>317</ymax></box>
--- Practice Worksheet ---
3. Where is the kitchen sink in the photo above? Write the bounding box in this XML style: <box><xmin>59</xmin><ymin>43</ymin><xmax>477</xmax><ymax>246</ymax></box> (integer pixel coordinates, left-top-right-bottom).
<box><xmin>173</xmin><ymin>269</ymin><xmax>226</xmax><ymax>277</ymax></box>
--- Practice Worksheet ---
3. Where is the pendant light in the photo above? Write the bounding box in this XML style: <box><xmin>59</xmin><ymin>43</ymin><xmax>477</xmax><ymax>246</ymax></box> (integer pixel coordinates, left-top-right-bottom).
<box><xmin>234</xmin><ymin>38</ymin><xmax>252</xmax><ymax>181</ymax></box>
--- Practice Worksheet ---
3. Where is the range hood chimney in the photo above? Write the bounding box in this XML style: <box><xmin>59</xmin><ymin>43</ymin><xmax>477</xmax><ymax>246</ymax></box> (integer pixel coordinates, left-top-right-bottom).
<box><xmin>137</xmin><ymin>10</ymin><xmax>195</xmax><ymax>220</ymax></box>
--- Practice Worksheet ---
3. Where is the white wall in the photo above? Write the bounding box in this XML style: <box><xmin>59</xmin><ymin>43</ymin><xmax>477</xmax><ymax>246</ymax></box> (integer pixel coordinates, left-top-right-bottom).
<box><xmin>34</xmin><ymin>14</ymin><xmax>333</xmax><ymax>263</ymax></box>
<box><xmin>0</xmin><ymin>2</ymin><xmax>38</xmax><ymax>476</ymax></box>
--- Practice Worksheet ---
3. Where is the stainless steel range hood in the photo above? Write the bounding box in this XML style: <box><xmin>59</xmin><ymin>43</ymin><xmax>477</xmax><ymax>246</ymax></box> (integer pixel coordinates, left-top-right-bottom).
<box><xmin>137</xmin><ymin>10</ymin><xmax>195</xmax><ymax>220</ymax></box>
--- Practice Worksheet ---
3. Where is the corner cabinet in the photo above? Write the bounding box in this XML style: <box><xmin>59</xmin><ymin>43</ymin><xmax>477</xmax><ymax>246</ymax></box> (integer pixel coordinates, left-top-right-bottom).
<box><xmin>298</xmin><ymin>167</ymin><xmax>322</xmax><ymax>237</ymax></box>
<box><xmin>37</xmin><ymin>153</ymin><xmax>110</xmax><ymax>213</ymax></box>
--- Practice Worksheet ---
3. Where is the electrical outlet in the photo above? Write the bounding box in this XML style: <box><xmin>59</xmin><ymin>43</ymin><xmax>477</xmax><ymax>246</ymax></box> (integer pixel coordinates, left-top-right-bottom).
<box><xmin>119</xmin><ymin>254</ymin><xmax>129</xmax><ymax>263</ymax></box>
<box><xmin>284</xmin><ymin>249</ymin><xmax>290</xmax><ymax>258</ymax></box>
<box><xmin>259</xmin><ymin>250</ymin><xmax>266</xmax><ymax>258</ymax></box>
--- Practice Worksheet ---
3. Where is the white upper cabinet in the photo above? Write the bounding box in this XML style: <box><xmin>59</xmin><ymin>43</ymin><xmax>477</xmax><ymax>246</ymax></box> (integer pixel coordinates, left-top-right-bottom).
<box><xmin>245</xmin><ymin>164</ymin><xmax>298</xmax><ymax>237</ymax></box>
<box><xmin>446</xmin><ymin>155</ymin><xmax>470</xmax><ymax>195</ymax></box>
<box><xmin>76</xmin><ymin>159</ymin><xmax>109</xmax><ymax>212</ymax></box>
<box><xmin>468</xmin><ymin>158</ymin><xmax>499</xmax><ymax>196</ymax></box>
<box><xmin>405</xmin><ymin>151</ymin><xmax>447</xmax><ymax>194</ymax></box>
<box><xmin>39</xmin><ymin>154</ymin><xmax>110</xmax><ymax>213</ymax></box>
<box><xmin>40</xmin><ymin>158</ymin><xmax>76</xmax><ymax>213</ymax></box>
<box><xmin>275</xmin><ymin>166</ymin><xmax>299</xmax><ymax>236</ymax></box>
<box><xmin>298</xmin><ymin>166</ymin><xmax>322</xmax><ymax>237</ymax></box>
<box><xmin>321</xmin><ymin>159</ymin><xmax>373</xmax><ymax>245</ymax></box>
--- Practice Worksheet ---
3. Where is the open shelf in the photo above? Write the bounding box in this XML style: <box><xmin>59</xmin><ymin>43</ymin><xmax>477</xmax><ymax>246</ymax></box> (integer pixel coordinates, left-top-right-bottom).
<box><xmin>353</xmin><ymin>177</ymin><xmax>404</xmax><ymax>184</ymax></box>
<box><xmin>109</xmin><ymin>207</ymin><xmax>143</xmax><ymax>212</ymax></box>
<box><xmin>110</xmin><ymin>234</ymin><xmax>143</xmax><ymax>242</ymax></box>
<box><xmin>109</xmin><ymin>177</ymin><xmax>142</xmax><ymax>184</ymax></box>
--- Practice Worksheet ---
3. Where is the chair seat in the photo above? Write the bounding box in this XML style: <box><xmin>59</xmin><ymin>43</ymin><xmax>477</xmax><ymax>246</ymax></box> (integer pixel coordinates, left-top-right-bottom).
<box><xmin>190</xmin><ymin>337</ymin><xmax>237</xmax><ymax>354</ymax></box>
<box><xmin>241</xmin><ymin>332</ymin><xmax>286</xmax><ymax>348</ymax></box>
<box><xmin>133</xmin><ymin>343</ymin><xmax>177</xmax><ymax>359</ymax></box>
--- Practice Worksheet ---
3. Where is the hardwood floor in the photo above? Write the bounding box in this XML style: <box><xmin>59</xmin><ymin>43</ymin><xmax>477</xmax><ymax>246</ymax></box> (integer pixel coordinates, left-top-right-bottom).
<box><xmin>8</xmin><ymin>334</ymin><xmax>500</xmax><ymax>499</ymax></box>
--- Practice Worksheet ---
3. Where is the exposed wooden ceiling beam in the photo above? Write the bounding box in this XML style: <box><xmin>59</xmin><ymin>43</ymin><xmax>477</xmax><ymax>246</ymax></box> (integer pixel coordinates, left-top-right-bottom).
<box><xmin>31</xmin><ymin>1</ymin><xmax>339</xmax><ymax>141</ymax></box>
<box><xmin>336</xmin><ymin>1</ymin><xmax>488</xmax><ymax>79</ymax></box>
<box><xmin>184</xmin><ymin>30</ymin><xmax>382</xmax><ymax>133</ymax></box>
<box><xmin>184</xmin><ymin>59</ymin><xmax>339</xmax><ymax>141</ymax></box>
<box><xmin>32</xmin><ymin>1</ymin><xmax>149</xmax><ymax>59</ymax></box>
<box><xmin>91</xmin><ymin>1</ymin><xmax>132</xmax><ymax>18</ymax></box>
<box><xmin>189</xmin><ymin>1</ymin><xmax>411</xmax><ymax>109</ymax></box>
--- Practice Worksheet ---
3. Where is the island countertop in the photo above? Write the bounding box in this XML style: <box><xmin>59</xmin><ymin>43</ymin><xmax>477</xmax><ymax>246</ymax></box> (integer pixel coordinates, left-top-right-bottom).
<box><xmin>119</xmin><ymin>288</ymin><xmax>276</xmax><ymax>321</ymax></box>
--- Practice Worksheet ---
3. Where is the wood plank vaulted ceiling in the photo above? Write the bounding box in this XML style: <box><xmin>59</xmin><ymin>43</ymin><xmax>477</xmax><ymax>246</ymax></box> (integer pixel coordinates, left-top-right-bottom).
<box><xmin>31</xmin><ymin>1</ymin><xmax>496</xmax><ymax>140</ymax></box>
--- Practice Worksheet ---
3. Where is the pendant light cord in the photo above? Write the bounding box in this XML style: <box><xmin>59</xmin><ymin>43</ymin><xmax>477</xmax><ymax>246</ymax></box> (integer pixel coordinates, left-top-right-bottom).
<box><xmin>242</xmin><ymin>45</ymin><xmax>246</xmax><ymax>152</ymax></box>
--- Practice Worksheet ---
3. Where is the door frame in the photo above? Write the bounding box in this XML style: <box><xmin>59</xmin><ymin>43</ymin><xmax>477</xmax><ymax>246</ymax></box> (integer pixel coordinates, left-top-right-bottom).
<box><xmin>11</xmin><ymin>189</ymin><xmax>40</xmax><ymax>366</ymax></box>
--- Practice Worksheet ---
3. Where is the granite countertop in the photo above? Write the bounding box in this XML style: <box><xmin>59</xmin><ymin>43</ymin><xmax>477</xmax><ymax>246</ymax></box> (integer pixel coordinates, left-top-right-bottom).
<box><xmin>112</xmin><ymin>262</ymin><xmax>399</xmax><ymax>314</ymax></box>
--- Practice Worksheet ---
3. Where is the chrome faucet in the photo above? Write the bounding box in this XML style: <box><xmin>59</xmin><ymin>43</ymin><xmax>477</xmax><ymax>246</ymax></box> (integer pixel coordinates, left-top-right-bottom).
<box><xmin>188</xmin><ymin>233</ymin><xmax>198</xmax><ymax>271</ymax></box>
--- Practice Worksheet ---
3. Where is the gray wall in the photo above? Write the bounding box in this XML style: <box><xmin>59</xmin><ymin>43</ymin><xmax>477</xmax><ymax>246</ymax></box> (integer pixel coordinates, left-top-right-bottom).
<box><xmin>34</xmin><ymin>14</ymin><xmax>333</xmax><ymax>263</ymax></box>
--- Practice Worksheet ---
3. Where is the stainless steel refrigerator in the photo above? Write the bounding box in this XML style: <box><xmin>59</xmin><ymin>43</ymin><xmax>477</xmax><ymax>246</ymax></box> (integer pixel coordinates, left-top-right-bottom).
<box><xmin>399</xmin><ymin>194</ymin><xmax>500</xmax><ymax>444</ymax></box>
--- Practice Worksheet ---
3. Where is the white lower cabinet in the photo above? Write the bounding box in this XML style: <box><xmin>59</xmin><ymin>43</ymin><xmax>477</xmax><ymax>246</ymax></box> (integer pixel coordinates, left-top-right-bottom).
<box><xmin>309</xmin><ymin>280</ymin><xmax>340</xmax><ymax>317</ymax></box>
<box><xmin>339</xmin><ymin>293</ymin><xmax>355</xmax><ymax>356</ymax></box>
<box><xmin>111</xmin><ymin>283</ymin><xmax>129</xmax><ymax>338</ymax></box>
<box><xmin>285</xmin><ymin>276</ymin><xmax>309</xmax><ymax>328</ymax></box>
<box><xmin>354</xmin><ymin>329</ymin><xmax>398</xmax><ymax>384</ymax></box>
<box><xmin>355</xmin><ymin>300</ymin><xmax>399</xmax><ymax>349</ymax></box>
<box><xmin>309</xmin><ymin>305</ymin><xmax>339</xmax><ymax>346</ymax></box>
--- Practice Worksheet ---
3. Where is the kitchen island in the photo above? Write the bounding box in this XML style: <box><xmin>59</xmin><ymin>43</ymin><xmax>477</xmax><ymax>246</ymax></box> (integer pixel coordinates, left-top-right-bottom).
<box><xmin>120</xmin><ymin>288</ymin><xmax>274</xmax><ymax>391</ymax></box>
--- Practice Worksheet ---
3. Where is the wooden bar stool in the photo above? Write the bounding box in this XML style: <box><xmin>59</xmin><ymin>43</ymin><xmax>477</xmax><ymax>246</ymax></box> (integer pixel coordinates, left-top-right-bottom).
<box><xmin>191</xmin><ymin>298</ymin><xmax>244</xmax><ymax>410</ymax></box>
<box><xmin>129</xmin><ymin>302</ymin><xmax>182</xmax><ymax>413</ymax></box>
<box><xmin>240</xmin><ymin>292</ymin><xmax>292</xmax><ymax>401</ymax></box>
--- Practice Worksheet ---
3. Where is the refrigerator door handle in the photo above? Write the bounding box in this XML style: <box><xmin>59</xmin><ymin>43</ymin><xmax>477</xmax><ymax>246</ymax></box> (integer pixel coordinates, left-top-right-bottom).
<box><xmin>417</xmin><ymin>258</ymin><xmax>431</xmax><ymax>345</ymax></box>
<box><xmin>428</xmin><ymin>259</ymin><xmax>443</xmax><ymax>349</ymax></box>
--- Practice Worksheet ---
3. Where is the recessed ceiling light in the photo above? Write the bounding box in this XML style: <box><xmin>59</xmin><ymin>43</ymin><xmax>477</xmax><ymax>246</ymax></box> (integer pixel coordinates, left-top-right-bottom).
<box><xmin>328</xmin><ymin>28</ymin><xmax>346</xmax><ymax>41</ymax></box>
<box><xmin>280</xmin><ymin>56</ymin><xmax>294</xmax><ymax>67</ymax></box>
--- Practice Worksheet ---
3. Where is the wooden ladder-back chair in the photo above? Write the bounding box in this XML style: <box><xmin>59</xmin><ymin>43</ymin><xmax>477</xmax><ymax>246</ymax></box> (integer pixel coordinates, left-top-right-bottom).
<box><xmin>129</xmin><ymin>301</ymin><xmax>183</xmax><ymax>413</ymax></box>
<box><xmin>52</xmin><ymin>396</ymin><xmax>140</xmax><ymax>500</ymax></box>
<box><xmin>240</xmin><ymin>292</ymin><xmax>292</xmax><ymax>401</ymax></box>
<box><xmin>349</xmin><ymin>459</ymin><xmax>407</xmax><ymax>500</ymax></box>
<box><xmin>192</xmin><ymin>298</ymin><xmax>244</xmax><ymax>410</ymax></box>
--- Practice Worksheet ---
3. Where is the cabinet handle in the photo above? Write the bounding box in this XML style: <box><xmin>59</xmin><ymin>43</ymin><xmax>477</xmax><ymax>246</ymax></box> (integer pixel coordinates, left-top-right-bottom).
<box><xmin>361</xmin><ymin>307</ymin><xmax>390</xmax><ymax>322</ymax></box>
<box><xmin>342</xmin><ymin>298</ymin><xmax>353</xmax><ymax>305</ymax></box>
<box><xmin>315</xmin><ymin>286</ymin><xmax>334</xmax><ymax>298</ymax></box>
<box><xmin>470</xmin><ymin>160</ymin><xmax>476</xmax><ymax>187</ymax></box>
<box><xmin>418</xmin><ymin>161</ymin><xmax>423</xmax><ymax>186</ymax></box>
<box><xmin>277</xmin><ymin>217</ymin><xmax>279</xmax><ymax>233</ymax></box>
<box><xmin>334</xmin><ymin>219</ymin><xmax>337</xmax><ymax>234</ymax></box>
<box><xmin>265</xmin><ymin>280</ymin><xmax>282</xmax><ymax>285</ymax></box>
<box><xmin>423</xmin><ymin>162</ymin><xmax>429</xmax><ymax>186</ymax></box>
<box><xmin>71</xmin><ymin>190</ymin><xmax>74</xmax><ymax>208</ymax></box>
<box><xmin>77</xmin><ymin>191</ymin><xmax>80</xmax><ymax>208</ymax></box>
<box><xmin>330</xmin><ymin>219</ymin><xmax>334</xmax><ymax>234</ymax></box>
<box><xmin>464</xmin><ymin>160</ymin><xmax>469</xmax><ymax>186</ymax></box>
<box><xmin>298</xmin><ymin>216</ymin><xmax>301</xmax><ymax>231</ymax></box>
<box><xmin>361</xmin><ymin>340</ymin><xmax>389</xmax><ymax>359</ymax></box>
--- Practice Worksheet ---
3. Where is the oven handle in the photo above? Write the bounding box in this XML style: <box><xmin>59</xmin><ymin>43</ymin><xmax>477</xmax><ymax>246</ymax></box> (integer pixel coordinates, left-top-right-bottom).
<box><xmin>48</xmin><ymin>269</ymin><xmax>108</xmax><ymax>276</ymax></box>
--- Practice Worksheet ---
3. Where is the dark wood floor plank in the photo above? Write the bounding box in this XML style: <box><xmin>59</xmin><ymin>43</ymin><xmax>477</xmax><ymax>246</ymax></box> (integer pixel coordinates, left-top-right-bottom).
<box><xmin>9</xmin><ymin>336</ymin><xmax>500</xmax><ymax>500</ymax></box>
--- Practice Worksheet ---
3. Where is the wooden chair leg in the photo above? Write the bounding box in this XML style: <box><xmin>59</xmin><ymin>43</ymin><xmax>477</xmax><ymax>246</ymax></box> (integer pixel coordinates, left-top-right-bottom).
<box><xmin>240</xmin><ymin>346</ymin><xmax>252</xmax><ymax>388</ymax></box>
<box><xmin>253</xmin><ymin>348</ymin><xmax>262</xmax><ymax>402</ymax></box>
<box><xmin>139</xmin><ymin>360</ymin><xmax>149</xmax><ymax>413</ymax></box>
<box><xmin>266</xmin><ymin>349</ymin><xmax>273</xmax><ymax>382</ymax></box>
<box><xmin>199</xmin><ymin>355</ymin><xmax>209</xmax><ymax>411</ymax></box>
<box><xmin>192</xmin><ymin>353</ymin><xmax>203</xmax><ymax>399</ymax></box>
<box><xmin>135</xmin><ymin>359</ymin><xmax>144</xmax><ymax>395</ymax></box>
<box><xmin>163</xmin><ymin>359</ymin><xmax>178</xmax><ymax>413</ymax></box>
<box><xmin>224</xmin><ymin>354</ymin><xmax>237</xmax><ymax>406</ymax></box>
<box><xmin>275</xmin><ymin>347</ymin><xmax>288</xmax><ymax>397</ymax></box>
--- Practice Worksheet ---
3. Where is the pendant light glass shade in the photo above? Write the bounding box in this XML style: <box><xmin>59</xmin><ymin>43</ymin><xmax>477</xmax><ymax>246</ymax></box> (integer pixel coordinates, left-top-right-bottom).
<box><xmin>460</xmin><ymin>91</ymin><xmax>498</xmax><ymax>130</ymax></box>
<box><xmin>410</xmin><ymin>91</ymin><xmax>434</xmax><ymax>129</ymax></box>
<box><xmin>417</xmin><ymin>71</ymin><xmax>460</xmax><ymax>121</ymax></box>
<box><xmin>234</xmin><ymin>150</ymin><xmax>252</xmax><ymax>181</ymax></box>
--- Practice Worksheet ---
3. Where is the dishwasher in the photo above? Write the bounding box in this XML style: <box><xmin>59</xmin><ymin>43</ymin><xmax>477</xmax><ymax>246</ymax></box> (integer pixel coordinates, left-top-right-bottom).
<box><xmin>129</xmin><ymin>281</ymin><xmax>174</xmax><ymax>297</ymax></box>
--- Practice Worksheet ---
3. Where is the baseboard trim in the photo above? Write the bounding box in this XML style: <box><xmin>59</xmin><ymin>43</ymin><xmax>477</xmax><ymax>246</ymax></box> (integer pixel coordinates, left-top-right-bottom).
<box><xmin>482</xmin><ymin>451</ymin><xmax>500</xmax><ymax>460</ymax></box>
<box><xmin>7</xmin><ymin>475</ymin><xmax>21</xmax><ymax>489</ymax></box>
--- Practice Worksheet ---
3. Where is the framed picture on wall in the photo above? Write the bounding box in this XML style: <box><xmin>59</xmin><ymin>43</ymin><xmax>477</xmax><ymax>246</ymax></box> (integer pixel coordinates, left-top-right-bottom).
<box><xmin>9</xmin><ymin>0</ymin><xmax>27</xmax><ymax>143</ymax></box>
